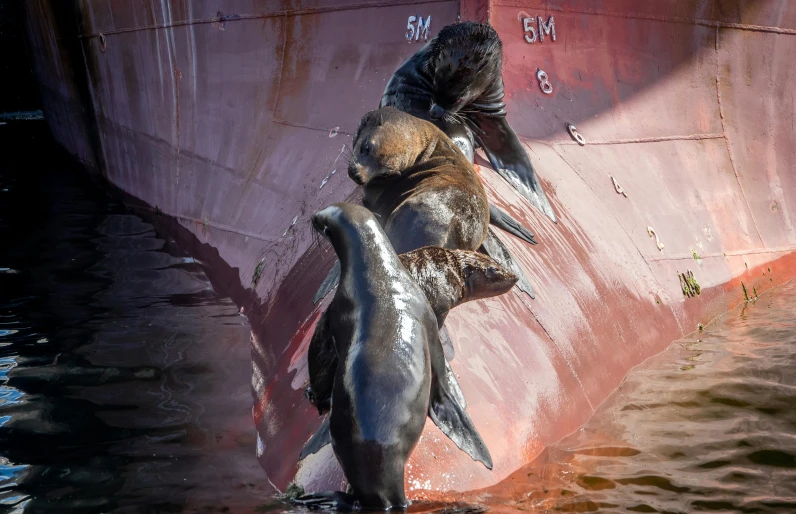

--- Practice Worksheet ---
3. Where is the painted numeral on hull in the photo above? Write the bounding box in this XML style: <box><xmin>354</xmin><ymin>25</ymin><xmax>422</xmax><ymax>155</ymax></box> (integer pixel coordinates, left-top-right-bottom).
<box><xmin>522</xmin><ymin>15</ymin><xmax>556</xmax><ymax>43</ymax></box>
<box><xmin>407</xmin><ymin>15</ymin><xmax>432</xmax><ymax>41</ymax></box>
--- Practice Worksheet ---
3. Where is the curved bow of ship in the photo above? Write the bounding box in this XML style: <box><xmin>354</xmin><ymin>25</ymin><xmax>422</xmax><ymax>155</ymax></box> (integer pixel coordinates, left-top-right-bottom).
<box><xmin>20</xmin><ymin>0</ymin><xmax>796</xmax><ymax>497</ymax></box>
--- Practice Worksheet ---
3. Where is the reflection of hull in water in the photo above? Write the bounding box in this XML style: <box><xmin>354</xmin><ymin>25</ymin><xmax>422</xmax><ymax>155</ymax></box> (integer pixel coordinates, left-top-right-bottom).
<box><xmin>21</xmin><ymin>0</ymin><xmax>796</xmax><ymax>497</ymax></box>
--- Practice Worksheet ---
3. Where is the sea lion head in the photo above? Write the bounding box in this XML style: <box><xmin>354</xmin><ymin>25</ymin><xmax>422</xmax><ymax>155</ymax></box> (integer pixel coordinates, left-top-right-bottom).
<box><xmin>401</xmin><ymin>247</ymin><xmax>517</xmax><ymax>318</ymax></box>
<box><xmin>458</xmin><ymin>250</ymin><xmax>517</xmax><ymax>302</ymax></box>
<box><xmin>312</xmin><ymin>202</ymin><xmax>388</xmax><ymax>257</ymax></box>
<box><xmin>428</xmin><ymin>22</ymin><xmax>503</xmax><ymax>120</ymax></box>
<box><xmin>348</xmin><ymin>107</ymin><xmax>436</xmax><ymax>185</ymax></box>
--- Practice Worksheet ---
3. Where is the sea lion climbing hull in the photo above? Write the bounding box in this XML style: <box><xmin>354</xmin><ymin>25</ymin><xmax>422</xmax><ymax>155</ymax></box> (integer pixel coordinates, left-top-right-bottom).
<box><xmin>22</xmin><ymin>0</ymin><xmax>796</xmax><ymax>500</ymax></box>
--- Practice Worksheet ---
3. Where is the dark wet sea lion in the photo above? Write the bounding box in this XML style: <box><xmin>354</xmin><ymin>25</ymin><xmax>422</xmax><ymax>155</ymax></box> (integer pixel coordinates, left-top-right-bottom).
<box><xmin>348</xmin><ymin>107</ymin><xmax>489</xmax><ymax>254</ymax></box>
<box><xmin>304</xmin><ymin>246</ymin><xmax>518</xmax><ymax>429</ymax></box>
<box><xmin>381</xmin><ymin>21</ymin><xmax>557</xmax><ymax>223</ymax></box>
<box><xmin>295</xmin><ymin>204</ymin><xmax>492</xmax><ymax>511</ymax></box>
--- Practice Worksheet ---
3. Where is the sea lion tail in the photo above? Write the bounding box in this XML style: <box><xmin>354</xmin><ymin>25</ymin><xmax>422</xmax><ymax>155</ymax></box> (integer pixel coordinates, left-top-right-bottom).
<box><xmin>488</xmin><ymin>203</ymin><xmax>537</xmax><ymax>245</ymax></box>
<box><xmin>429</xmin><ymin>384</ymin><xmax>493</xmax><ymax>470</ymax></box>
<box><xmin>299</xmin><ymin>415</ymin><xmax>332</xmax><ymax>460</ymax></box>
<box><xmin>480</xmin><ymin>229</ymin><xmax>535</xmax><ymax>300</ymax></box>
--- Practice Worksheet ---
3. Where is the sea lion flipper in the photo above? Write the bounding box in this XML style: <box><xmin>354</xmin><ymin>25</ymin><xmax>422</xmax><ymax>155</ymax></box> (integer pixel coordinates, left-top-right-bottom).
<box><xmin>481</xmin><ymin>229</ymin><xmax>535</xmax><ymax>300</ymax></box>
<box><xmin>312</xmin><ymin>260</ymin><xmax>340</xmax><ymax>305</ymax></box>
<box><xmin>488</xmin><ymin>203</ymin><xmax>538</xmax><ymax>245</ymax></box>
<box><xmin>475</xmin><ymin>115</ymin><xmax>557</xmax><ymax>223</ymax></box>
<box><xmin>444</xmin><ymin>357</ymin><xmax>467</xmax><ymax>409</ymax></box>
<box><xmin>428</xmin><ymin>322</ymin><xmax>490</xmax><ymax>469</ymax></box>
<box><xmin>299</xmin><ymin>415</ymin><xmax>332</xmax><ymax>460</ymax></box>
<box><xmin>307</xmin><ymin>309</ymin><xmax>336</xmax><ymax>414</ymax></box>
<box><xmin>428</xmin><ymin>385</ymin><xmax>493</xmax><ymax>469</ymax></box>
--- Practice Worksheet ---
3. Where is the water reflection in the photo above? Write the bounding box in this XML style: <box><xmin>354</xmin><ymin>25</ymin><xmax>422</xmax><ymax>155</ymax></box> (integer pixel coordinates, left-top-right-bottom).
<box><xmin>0</xmin><ymin>123</ymin><xmax>270</xmax><ymax>512</ymax></box>
<box><xmin>482</xmin><ymin>281</ymin><xmax>796</xmax><ymax>513</ymax></box>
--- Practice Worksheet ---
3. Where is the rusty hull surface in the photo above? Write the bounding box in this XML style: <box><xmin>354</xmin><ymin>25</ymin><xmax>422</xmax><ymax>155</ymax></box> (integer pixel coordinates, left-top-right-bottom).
<box><xmin>21</xmin><ymin>0</ymin><xmax>796</xmax><ymax>498</ymax></box>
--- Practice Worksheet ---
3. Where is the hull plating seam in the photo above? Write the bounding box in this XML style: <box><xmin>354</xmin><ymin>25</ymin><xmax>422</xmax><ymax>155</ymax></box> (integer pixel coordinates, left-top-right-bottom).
<box><xmin>75</xmin><ymin>0</ymin><xmax>453</xmax><ymax>39</ymax></box>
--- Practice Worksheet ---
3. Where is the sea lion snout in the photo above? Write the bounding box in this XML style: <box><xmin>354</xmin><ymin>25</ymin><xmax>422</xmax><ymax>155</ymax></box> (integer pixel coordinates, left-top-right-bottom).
<box><xmin>429</xmin><ymin>103</ymin><xmax>446</xmax><ymax>120</ymax></box>
<box><xmin>347</xmin><ymin>163</ymin><xmax>365</xmax><ymax>185</ymax></box>
<box><xmin>464</xmin><ymin>257</ymin><xmax>518</xmax><ymax>301</ymax></box>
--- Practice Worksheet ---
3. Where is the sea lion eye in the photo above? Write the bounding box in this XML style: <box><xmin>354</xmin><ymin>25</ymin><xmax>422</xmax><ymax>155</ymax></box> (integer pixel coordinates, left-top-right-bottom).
<box><xmin>362</xmin><ymin>142</ymin><xmax>372</xmax><ymax>155</ymax></box>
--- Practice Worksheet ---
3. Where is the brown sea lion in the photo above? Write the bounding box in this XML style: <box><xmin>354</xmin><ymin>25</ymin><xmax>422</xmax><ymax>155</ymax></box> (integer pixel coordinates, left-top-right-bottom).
<box><xmin>348</xmin><ymin>106</ymin><xmax>490</xmax><ymax>254</ymax></box>
<box><xmin>294</xmin><ymin>204</ymin><xmax>491</xmax><ymax>511</ymax></box>
<box><xmin>313</xmin><ymin>107</ymin><xmax>536</xmax><ymax>305</ymax></box>
<box><xmin>346</xmin><ymin>106</ymin><xmax>536</xmax><ymax>299</ymax></box>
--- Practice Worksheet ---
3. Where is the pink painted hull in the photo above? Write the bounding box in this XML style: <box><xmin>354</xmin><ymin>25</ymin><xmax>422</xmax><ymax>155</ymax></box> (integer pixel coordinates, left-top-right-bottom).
<box><xmin>22</xmin><ymin>0</ymin><xmax>796</xmax><ymax>498</ymax></box>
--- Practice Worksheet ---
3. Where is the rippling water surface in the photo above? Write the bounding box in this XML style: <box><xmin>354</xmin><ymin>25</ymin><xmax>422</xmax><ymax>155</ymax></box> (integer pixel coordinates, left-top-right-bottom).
<box><xmin>482</xmin><ymin>281</ymin><xmax>796</xmax><ymax>513</ymax></box>
<box><xmin>0</xmin><ymin>124</ymin><xmax>270</xmax><ymax>512</ymax></box>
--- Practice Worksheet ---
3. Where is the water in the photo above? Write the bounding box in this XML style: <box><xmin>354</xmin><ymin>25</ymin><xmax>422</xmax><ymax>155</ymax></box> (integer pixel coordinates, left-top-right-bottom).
<box><xmin>0</xmin><ymin>123</ymin><xmax>270</xmax><ymax>513</ymax></box>
<box><xmin>482</xmin><ymin>282</ymin><xmax>796</xmax><ymax>513</ymax></box>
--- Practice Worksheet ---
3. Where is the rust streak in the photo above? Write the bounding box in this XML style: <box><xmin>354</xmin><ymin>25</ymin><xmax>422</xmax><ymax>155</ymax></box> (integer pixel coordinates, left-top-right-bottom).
<box><xmin>714</xmin><ymin>26</ymin><xmax>765</xmax><ymax>247</ymax></box>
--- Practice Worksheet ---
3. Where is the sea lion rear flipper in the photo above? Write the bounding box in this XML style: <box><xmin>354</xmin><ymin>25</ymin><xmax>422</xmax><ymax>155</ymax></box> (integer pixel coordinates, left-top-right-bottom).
<box><xmin>292</xmin><ymin>491</ymin><xmax>358</xmax><ymax>511</ymax></box>
<box><xmin>489</xmin><ymin>203</ymin><xmax>537</xmax><ymax>245</ymax></box>
<box><xmin>428</xmin><ymin>383</ymin><xmax>493</xmax><ymax>470</ymax></box>
<box><xmin>481</xmin><ymin>229</ymin><xmax>535</xmax><ymax>300</ymax></box>
<box><xmin>475</xmin><ymin>114</ymin><xmax>557</xmax><ymax>223</ymax></box>
<box><xmin>312</xmin><ymin>260</ymin><xmax>340</xmax><ymax>305</ymax></box>
<box><xmin>299</xmin><ymin>415</ymin><xmax>332</xmax><ymax>460</ymax></box>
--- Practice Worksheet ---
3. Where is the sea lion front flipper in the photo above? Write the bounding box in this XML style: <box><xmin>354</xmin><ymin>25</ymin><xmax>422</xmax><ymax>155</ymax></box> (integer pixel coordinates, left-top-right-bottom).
<box><xmin>475</xmin><ymin>115</ymin><xmax>557</xmax><ymax>223</ymax></box>
<box><xmin>489</xmin><ymin>203</ymin><xmax>538</xmax><ymax>245</ymax></box>
<box><xmin>481</xmin><ymin>229</ymin><xmax>535</xmax><ymax>300</ymax></box>
<box><xmin>292</xmin><ymin>491</ymin><xmax>358</xmax><ymax>511</ymax></box>
<box><xmin>428</xmin><ymin>325</ymin><xmax>492</xmax><ymax>469</ymax></box>
<box><xmin>444</xmin><ymin>358</ymin><xmax>467</xmax><ymax>410</ymax></box>
<box><xmin>299</xmin><ymin>415</ymin><xmax>332</xmax><ymax>460</ymax></box>
<box><xmin>312</xmin><ymin>260</ymin><xmax>340</xmax><ymax>305</ymax></box>
<box><xmin>306</xmin><ymin>309</ymin><xmax>336</xmax><ymax>414</ymax></box>
<box><xmin>428</xmin><ymin>381</ymin><xmax>493</xmax><ymax>470</ymax></box>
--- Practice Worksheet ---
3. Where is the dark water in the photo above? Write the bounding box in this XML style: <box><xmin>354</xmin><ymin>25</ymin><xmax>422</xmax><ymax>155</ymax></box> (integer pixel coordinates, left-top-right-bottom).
<box><xmin>483</xmin><ymin>281</ymin><xmax>796</xmax><ymax>513</ymax></box>
<box><xmin>0</xmin><ymin>123</ymin><xmax>271</xmax><ymax>513</ymax></box>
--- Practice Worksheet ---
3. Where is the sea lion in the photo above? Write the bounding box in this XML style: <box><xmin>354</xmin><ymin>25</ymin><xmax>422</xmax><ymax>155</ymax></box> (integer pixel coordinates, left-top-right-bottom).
<box><xmin>350</xmin><ymin>107</ymin><xmax>536</xmax><ymax>298</ymax></box>
<box><xmin>349</xmin><ymin>107</ymin><xmax>490</xmax><ymax>254</ymax></box>
<box><xmin>302</xmin><ymin>246</ymin><xmax>517</xmax><ymax>459</ymax></box>
<box><xmin>312</xmin><ymin>107</ymin><xmax>536</xmax><ymax>305</ymax></box>
<box><xmin>295</xmin><ymin>203</ymin><xmax>491</xmax><ymax>511</ymax></box>
<box><xmin>381</xmin><ymin>21</ymin><xmax>557</xmax><ymax>223</ymax></box>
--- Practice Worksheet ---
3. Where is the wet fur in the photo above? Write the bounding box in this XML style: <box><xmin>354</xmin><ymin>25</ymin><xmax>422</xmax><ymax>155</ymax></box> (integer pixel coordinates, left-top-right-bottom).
<box><xmin>348</xmin><ymin>106</ymin><xmax>489</xmax><ymax>254</ymax></box>
<box><xmin>303</xmin><ymin>203</ymin><xmax>436</xmax><ymax>510</ymax></box>
<box><xmin>304</xmin><ymin>246</ymin><xmax>515</xmax><ymax>469</ymax></box>
<box><xmin>381</xmin><ymin>21</ymin><xmax>557</xmax><ymax>223</ymax></box>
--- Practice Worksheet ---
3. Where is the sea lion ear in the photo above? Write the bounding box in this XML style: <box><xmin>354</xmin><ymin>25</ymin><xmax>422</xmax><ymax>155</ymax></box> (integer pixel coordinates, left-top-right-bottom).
<box><xmin>378</xmin><ymin>114</ymin><xmax>384</xmax><ymax>126</ymax></box>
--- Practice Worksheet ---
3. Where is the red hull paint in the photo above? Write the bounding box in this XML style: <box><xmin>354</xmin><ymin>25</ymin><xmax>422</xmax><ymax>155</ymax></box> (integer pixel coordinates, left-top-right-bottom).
<box><xmin>22</xmin><ymin>0</ymin><xmax>796</xmax><ymax>497</ymax></box>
